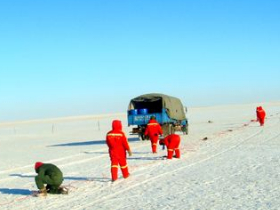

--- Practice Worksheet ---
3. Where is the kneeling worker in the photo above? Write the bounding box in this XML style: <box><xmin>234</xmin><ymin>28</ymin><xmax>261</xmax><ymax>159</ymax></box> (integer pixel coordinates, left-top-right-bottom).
<box><xmin>34</xmin><ymin>162</ymin><xmax>68</xmax><ymax>196</ymax></box>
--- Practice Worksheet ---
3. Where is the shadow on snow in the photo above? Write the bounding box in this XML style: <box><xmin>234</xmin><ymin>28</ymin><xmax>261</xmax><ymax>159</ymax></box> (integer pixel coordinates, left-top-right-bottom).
<box><xmin>9</xmin><ymin>174</ymin><xmax>103</xmax><ymax>181</ymax></box>
<box><xmin>48</xmin><ymin>137</ymin><xmax>139</xmax><ymax>147</ymax></box>
<box><xmin>128</xmin><ymin>156</ymin><xmax>164</xmax><ymax>161</ymax></box>
<box><xmin>48</xmin><ymin>139</ymin><xmax>106</xmax><ymax>147</ymax></box>
<box><xmin>0</xmin><ymin>188</ymin><xmax>32</xmax><ymax>195</ymax></box>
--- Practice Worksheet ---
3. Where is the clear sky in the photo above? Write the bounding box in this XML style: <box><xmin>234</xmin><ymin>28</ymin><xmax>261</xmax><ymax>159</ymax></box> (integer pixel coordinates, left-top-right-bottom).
<box><xmin>0</xmin><ymin>0</ymin><xmax>279</xmax><ymax>122</ymax></box>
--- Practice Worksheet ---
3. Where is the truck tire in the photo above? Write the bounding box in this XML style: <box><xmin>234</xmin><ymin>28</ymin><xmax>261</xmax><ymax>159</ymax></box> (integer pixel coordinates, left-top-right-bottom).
<box><xmin>161</xmin><ymin>124</ymin><xmax>169</xmax><ymax>136</ymax></box>
<box><xmin>182</xmin><ymin>125</ymin><xmax>189</xmax><ymax>135</ymax></box>
<box><xmin>171</xmin><ymin>125</ymin><xmax>175</xmax><ymax>134</ymax></box>
<box><xmin>139</xmin><ymin>133</ymin><xmax>149</xmax><ymax>140</ymax></box>
<box><xmin>139</xmin><ymin>133</ymin><xmax>144</xmax><ymax>141</ymax></box>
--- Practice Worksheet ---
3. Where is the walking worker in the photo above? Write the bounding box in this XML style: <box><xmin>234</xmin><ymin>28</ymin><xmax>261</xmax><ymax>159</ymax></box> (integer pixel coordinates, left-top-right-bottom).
<box><xmin>256</xmin><ymin>106</ymin><xmax>266</xmax><ymax>126</ymax></box>
<box><xmin>144</xmin><ymin>116</ymin><xmax>163</xmax><ymax>153</ymax></box>
<box><xmin>159</xmin><ymin>134</ymin><xmax>181</xmax><ymax>159</ymax></box>
<box><xmin>34</xmin><ymin>162</ymin><xmax>68</xmax><ymax>196</ymax></box>
<box><xmin>106</xmin><ymin>120</ymin><xmax>132</xmax><ymax>182</ymax></box>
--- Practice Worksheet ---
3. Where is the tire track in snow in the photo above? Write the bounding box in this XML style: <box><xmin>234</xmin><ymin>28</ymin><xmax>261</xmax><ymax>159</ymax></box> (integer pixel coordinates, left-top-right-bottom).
<box><xmin>112</xmin><ymin>118</ymin><xmax>280</xmax><ymax>210</ymax></box>
<box><xmin>199</xmin><ymin>116</ymin><xmax>280</xmax><ymax>155</ymax></box>
<box><xmin>70</xmin><ymin>129</ymin><xmax>263</xmax><ymax>210</ymax></box>
<box><xmin>0</xmin><ymin>148</ymin><xmax>104</xmax><ymax>175</ymax></box>
<box><xmin>43</xmin><ymin>155</ymin><xmax>167</xmax><ymax>210</ymax></box>
<box><xmin>42</xmin><ymin>117</ymin><xmax>280</xmax><ymax>210</ymax></box>
<box><xmin>0</xmin><ymin>140</ymin><xmax>149</xmax><ymax>184</ymax></box>
<box><xmin>3</xmin><ymin>117</ymin><xmax>279</xmax><ymax>209</ymax></box>
<box><xmin>0</xmin><ymin>141</ymin><xmax>153</xmax><ymax>209</ymax></box>
<box><xmin>48</xmin><ymin>117</ymin><xmax>279</xmax><ymax>209</ymax></box>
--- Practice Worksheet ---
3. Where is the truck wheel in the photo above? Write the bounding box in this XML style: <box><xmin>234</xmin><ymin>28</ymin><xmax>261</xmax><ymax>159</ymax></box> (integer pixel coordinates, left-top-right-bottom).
<box><xmin>182</xmin><ymin>125</ymin><xmax>189</xmax><ymax>135</ymax></box>
<box><xmin>139</xmin><ymin>133</ymin><xmax>148</xmax><ymax>141</ymax></box>
<box><xmin>139</xmin><ymin>134</ymin><xmax>144</xmax><ymax>141</ymax></box>
<box><xmin>171</xmin><ymin>126</ymin><xmax>175</xmax><ymax>134</ymax></box>
<box><xmin>161</xmin><ymin>124</ymin><xmax>169</xmax><ymax>136</ymax></box>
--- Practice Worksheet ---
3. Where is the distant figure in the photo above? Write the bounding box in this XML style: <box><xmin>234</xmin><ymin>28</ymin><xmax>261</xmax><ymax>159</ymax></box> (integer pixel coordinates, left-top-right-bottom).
<box><xmin>106</xmin><ymin>120</ymin><xmax>132</xmax><ymax>182</ymax></box>
<box><xmin>34</xmin><ymin>162</ymin><xmax>68</xmax><ymax>196</ymax></box>
<box><xmin>159</xmin><ymin>134</ymin><xmax>181</xmax><ymax>159</ymax></box>
<box><xmin>144</xmin><ymin>116</ymin><xmax>163</xmax><ymax>153</ymax></box>
<box><xmin>256</xmin><ymin>106</ymin><xmax>266</xmax><ymax>126</ymax></box>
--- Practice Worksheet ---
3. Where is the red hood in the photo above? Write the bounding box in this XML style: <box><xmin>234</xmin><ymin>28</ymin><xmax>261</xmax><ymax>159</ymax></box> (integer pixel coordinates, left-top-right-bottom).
<box><xmin>34</xmin><ymin>162</ymin><xmax>43</xmax><ymax>171</ymax></box>
<box><xmin>112</xmin><ymin>120</ymin><xmax>122</xmax><ymax>131</ymax></box>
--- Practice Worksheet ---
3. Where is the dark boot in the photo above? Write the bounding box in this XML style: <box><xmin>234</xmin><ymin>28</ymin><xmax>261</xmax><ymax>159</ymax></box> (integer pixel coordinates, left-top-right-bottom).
<box><xmin>58</xmin><ymin>187</ymin><xmax>69</xmax><ymax>195</ymax></box>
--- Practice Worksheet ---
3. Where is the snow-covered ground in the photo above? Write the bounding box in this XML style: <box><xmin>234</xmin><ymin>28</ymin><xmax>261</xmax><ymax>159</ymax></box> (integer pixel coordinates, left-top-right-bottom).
<box><xmin>1</xmin><ymin>102</ymin><xmax>280</xmax><ymax>210</ymax></box>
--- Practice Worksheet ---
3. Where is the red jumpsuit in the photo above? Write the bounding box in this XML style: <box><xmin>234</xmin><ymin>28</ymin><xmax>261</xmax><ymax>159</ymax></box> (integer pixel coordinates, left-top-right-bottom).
<box><xmin>160</xmin><ymin>134</ymin><xmax>181</xmax><ymax>159</ymax></box>
<box><xmin>106</xmin><ymin>120</ymin><xmax>131</xmax><ymax>181</ymax></box>
<box><xmin>144</xmin><ymin>119</ymin><xmax>163</xmax><ymax>153</ymax></box>
<box><xmin>256</xmin><ymin>106</ymin><xmax>266</xmax><ymax>126</ymax></box>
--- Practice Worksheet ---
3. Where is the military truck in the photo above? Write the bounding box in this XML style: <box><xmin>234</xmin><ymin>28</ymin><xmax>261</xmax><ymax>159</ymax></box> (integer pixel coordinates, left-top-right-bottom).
<box><xmin>127</xmin><ymin>93</ymin><xmax>188</xmax><ymax>140</ymax></box>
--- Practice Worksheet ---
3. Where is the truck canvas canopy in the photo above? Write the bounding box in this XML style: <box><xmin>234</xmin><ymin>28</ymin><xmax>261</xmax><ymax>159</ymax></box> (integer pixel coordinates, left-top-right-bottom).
<box><xmin>128</xmin><ymin>93</ymin><xmax>186</xmax><ymax>121</ymax></box>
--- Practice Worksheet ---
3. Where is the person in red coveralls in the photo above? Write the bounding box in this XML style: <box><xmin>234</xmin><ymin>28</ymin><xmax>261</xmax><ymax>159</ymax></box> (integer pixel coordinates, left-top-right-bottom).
<box><xmin>159</xmin><ymin>134</ymin><xmax>181</xmax><ymax>159</ymax></box>
<box><xmin>144</xmin><ymin>116</ymin><xmax>163</xmax><ymax>153</ymax></box>
<box><xmin>106</xmin><ymin>120</ymin><xmax>132</xmax><ymax>182</ymax></box>
<box><xmin>256</xmin><ymin>106</ymin><xmax>266</xmax><ymax>126</ymax></box>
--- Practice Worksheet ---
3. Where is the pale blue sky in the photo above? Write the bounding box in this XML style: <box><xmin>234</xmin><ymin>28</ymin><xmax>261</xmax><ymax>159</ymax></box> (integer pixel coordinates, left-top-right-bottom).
<box><xmin>0</xmin><ymin>0</ymin><xmax>279</xmax><ymax>122</ymax></box>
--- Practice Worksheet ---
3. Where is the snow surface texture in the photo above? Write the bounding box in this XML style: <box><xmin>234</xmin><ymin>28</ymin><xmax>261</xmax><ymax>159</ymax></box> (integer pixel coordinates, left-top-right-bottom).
<box><xmin>1</xmin><ymin>102</ymin><xmax>280</xmax><ymax>210</ymax></box>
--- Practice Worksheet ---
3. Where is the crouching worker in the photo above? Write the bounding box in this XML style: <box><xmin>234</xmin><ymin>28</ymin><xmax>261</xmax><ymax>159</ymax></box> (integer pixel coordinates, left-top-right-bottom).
<box><xmin>106</xmin><ymin>120</ymin><xmax>132</xmax><ymax>182</ymax></box>
<box><xmin>159</xmin><ymin>134</ymin><xmax>181</xmax><ymax>159</ymax></box>
<box><xmin>34</xmin><ymin>162</ymin><xmax>68</xmax><ymax>196</ymax></box>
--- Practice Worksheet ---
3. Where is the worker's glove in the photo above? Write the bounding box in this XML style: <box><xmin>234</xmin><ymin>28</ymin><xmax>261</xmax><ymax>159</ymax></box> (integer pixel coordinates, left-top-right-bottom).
<box><xmin>128</xmin><ymin>150</ymin><xmax>132</xmax><ymax>156</ymax></box>
<box><xmin>38</xmin><ymin>187</ymin><xmax>47</xmax><ymax>196</ymax></box>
